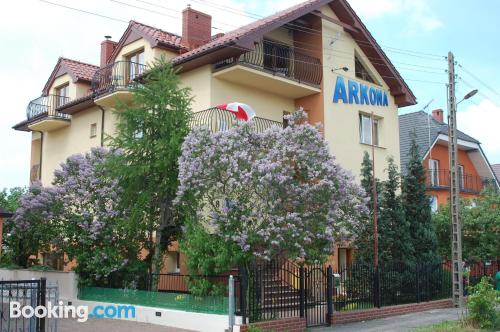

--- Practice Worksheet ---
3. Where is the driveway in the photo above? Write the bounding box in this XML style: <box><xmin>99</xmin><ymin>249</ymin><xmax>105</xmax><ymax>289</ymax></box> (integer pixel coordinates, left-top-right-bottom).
<box><xmin>312</xmin><ymin>307</ymin><xmax>465</xmax><ymax>332</ymax></box>
<box><xmin>58</xmin><ymin>318</ymin><xmax>195</xmax><ymax>332</ymax></box>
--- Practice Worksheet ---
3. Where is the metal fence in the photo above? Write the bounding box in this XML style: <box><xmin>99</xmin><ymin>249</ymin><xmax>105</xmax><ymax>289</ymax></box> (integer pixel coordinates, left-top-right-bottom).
<box><xmin>213</xmin><ymin>39</ymin><xmax>323</xmax><ymax>87</ymax></box>
<box><xmin>91</xmin><ymin>61</ymin><xmax>146</xmax><ymax>93</ymax></box>
<box><xmin>0</xmin><ymin>278</ymin><xmax>58</xmax><ymax>332</ymax></box>
<box><xmin>26</xmin><ymin>95</ymin><xmax>71</xmax><ymax>121</ymax></box>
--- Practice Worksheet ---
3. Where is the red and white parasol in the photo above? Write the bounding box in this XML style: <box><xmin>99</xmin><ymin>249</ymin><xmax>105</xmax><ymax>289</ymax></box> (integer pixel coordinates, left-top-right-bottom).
<box><xmin>216</xmin><ymin>102</ymin><xmax>256</xmax><ymax>121</ymax></box>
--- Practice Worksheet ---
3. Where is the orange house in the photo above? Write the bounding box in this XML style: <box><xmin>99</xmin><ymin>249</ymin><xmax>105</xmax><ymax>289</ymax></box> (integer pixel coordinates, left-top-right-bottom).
<box><xmin>399</xmin><ymin>109</ymin><xmax>499</xmax><ymax>211</ymax></box>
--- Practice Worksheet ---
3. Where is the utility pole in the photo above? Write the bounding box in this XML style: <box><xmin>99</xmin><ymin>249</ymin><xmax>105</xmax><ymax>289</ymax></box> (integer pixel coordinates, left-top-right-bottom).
<box><xmin>447</xmin><ymin>51</ymin><xmax>463</xmax><ymax>307</ymax></box>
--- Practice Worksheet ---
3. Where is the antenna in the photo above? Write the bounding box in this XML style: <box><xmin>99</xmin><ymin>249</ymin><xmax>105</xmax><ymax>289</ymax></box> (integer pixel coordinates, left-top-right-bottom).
<box><xmin>419</xmin><ymin>99</ymin><xmax>435</xmax><ymax>162</ymax></box>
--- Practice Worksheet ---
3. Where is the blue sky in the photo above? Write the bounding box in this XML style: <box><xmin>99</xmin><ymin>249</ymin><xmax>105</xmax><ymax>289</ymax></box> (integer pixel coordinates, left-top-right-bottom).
<box><xmin>1</xmin><ymin>0</ymin><xmax>499</xmax><ymax>189</ymax></box>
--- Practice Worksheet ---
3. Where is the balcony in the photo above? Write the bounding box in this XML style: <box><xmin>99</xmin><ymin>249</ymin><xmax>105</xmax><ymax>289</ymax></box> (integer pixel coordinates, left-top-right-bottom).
<box><xmin>91</xmin><ymin>61</ymin><xmax>146</xmax><ymax>107</ymax></box>
<box><xmin>26</xmin><ymin>95</ymin><xmax>71</xmax><ymax>131</ymax></box>
<box><xmin>192</xmin><ymin>107</ymin><xmax>282</xmax><ymax>133</ymax></box>
<box><xmin>426</xmin><ymin>169</ymin><xmax>490</xmax><ymax>194</ymax></box>
<box><xmin>213</xmin><ymin>40</ymin><xmax>322</xmax><ymax>98</ymax></box>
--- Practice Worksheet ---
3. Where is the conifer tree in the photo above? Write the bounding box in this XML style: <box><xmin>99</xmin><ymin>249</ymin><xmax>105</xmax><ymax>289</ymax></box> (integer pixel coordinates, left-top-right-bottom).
<box><xmin>107</xmin><ymin>57</ymin><xmax>192</xmax><ymax>273</ymax></box>
<box><xmin>378</xmin><ymin>156</ymin><xmax>414</xmax><ymax>264</ymax></box>
<box><xmin>402</xmin><ymin>133</ymin><xmax>439</xmax><ymax>263</ymax></box>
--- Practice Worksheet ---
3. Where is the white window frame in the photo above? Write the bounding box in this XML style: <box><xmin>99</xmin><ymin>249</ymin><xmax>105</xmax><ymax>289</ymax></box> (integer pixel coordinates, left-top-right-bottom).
<box><xmin>458</xmin><ymin>165</ymin><xmax>464</xmax><ymax>190</ymax></box>
<box><xmin>430</xmin><ymin>195</ymin><xmax>438</xmax><ymax>213</ymax></box>
<box><xmin>359</xmin><ymin>114</ymin><xmax>379</xmax><ymax>146</ymax></box>
<box><xmin>429</xmin><ymin>159</ymin><xmax>439</xmax><ymax>186</ymax></box>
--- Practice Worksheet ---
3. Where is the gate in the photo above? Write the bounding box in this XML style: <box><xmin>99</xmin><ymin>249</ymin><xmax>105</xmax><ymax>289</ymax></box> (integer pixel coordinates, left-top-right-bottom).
<box><xmin>0</xmin><ymin>278</ymin><xmax>58</xmax><ymax>332</ymax></box>
<box><xmin>305</xmin><ymin>266</ymin><xmax>331</xmax><ymax>327</ymax></box>
<box><xmin>242</xmin><ymin>261</ymin><xmax>332</xmax><ymax>328</ymax></box>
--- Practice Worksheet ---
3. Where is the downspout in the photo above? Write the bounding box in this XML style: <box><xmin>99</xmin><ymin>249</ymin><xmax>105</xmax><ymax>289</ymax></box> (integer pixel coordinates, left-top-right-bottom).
<box><xmin>33</xmin><ymin>130</ymin><xmax>44</xmax><ymax>182</ymax></box>
<box><xmin>97</xmin><ymin>106</ymin><xmax>106</xmax><ymax>147</ymax></box>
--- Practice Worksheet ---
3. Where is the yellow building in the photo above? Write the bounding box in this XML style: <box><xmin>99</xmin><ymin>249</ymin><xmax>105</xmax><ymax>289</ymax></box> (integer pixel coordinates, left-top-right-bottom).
<box><xmin>13</xmin><ymin>0</ymin><xmax>416</xmax><ymax>271</ymax></box>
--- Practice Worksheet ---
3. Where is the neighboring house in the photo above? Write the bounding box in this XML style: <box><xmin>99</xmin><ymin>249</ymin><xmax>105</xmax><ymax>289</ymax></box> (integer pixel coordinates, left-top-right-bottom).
<box><xmin>492</xmin><ymin>164</ymin><xmax>500</xmax><ymax>182</ymax></box>
<box><xmin>13</xmin><ymin>0</ymin><xmax>417</xmax><ymax>271</ymax></box>
<box><xmin>399</xmin><ymin>109</ymin><xmax>499</xmax><ymax>212</ymax></box>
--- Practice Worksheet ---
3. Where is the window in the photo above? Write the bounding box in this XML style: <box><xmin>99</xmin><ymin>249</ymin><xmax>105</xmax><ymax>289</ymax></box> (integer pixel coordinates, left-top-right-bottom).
<box><xmin>355</xmin><ymin>56</ymin><xmax>376</xmax><ymax>84</ymax></box>
<box><xmin>429</xmin><ymin>159</ymin><xmax>440</xmax><ymax>186</ymax></box>
<box><xmin>263</xmin><ymin>39</ymin><xmax>290</xmax><ymax>76</ymax></box>
<box><xmin>127</xmin><ymin>50</ymin><xmax>145</xmax><ymax>82</ymax></box>
<box><xmin>430</xmin><ymin>196</ymin><xmax>438</xmax><ymax>213</ymax></box>
<box><xmin>359</xmin><ymin>114</ymin><xmax>379</xmax><ymax>146</ymax></box>
<box><xmin>458</xmin><ymin>165</ymin><xmax>464</xmax><ymax>190</ymax></box>
<box><xmin>90</xmin><ymin>123</ymin><xmax>97</xmax><ymax>138</ymax></box>
<box><xmin>55</xmin><ymin>84</ymin><xmax>69</xmax><ymax>107</ymax></box>
<box><xmin>175</xmin><ymin>252</ymin><xmax>180</xmax><ymax>273</ymax></box>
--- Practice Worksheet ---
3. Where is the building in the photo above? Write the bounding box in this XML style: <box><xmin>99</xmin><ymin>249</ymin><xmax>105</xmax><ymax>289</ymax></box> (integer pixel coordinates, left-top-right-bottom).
<box><xmin>399</xmin><ymin>110</ymin><xmax>499</xmax><ymax>211</ymax></box>
<box><xmin>13</xmin><ymin>0</ymin><xmax>416</xmax><ymax>271</ymax></box>
<box><xmin>492</xmin><ymin>164</ymin><xmax>500</xmax><ymax>182</ymax></box>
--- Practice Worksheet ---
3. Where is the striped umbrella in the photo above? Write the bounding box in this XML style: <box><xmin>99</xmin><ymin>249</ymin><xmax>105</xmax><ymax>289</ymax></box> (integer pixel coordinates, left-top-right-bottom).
<box><xmin>216</xmin><ymin>102</ymin><xmax>256</xmax><ymax>121</ymax></box>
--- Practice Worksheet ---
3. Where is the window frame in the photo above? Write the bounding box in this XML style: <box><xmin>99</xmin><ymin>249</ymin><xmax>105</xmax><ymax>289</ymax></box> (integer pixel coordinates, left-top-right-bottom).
<box><xmin>354</xmin><ymin>56</ymin><xmax>376</xmax><ymax>84</ymax></box>
<box><xmin>359</xmin><ymin>113</ymin><xmax>379</xmax><ymax>146</ymax></box>
<box><xmin>126</xmin><ymin>49</ymin><xmax>145</xmax><ymax>82</ymax></box>
<box><xmin>90</xmin><ymin>123</ymin><xmax>97</xmax><ymax>138</ymax></box>
<box><xmin>429</xmin><ymin>159</ymin><xmax>440</xmax><ymax>186</ymax></box>
<box><xmin>55</xmin><ymin>83</ymin><xmax>69</xmax><ymax>108</ymax></box>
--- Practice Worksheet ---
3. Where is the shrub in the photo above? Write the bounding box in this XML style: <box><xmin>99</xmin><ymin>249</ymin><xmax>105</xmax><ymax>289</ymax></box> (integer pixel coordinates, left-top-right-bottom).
<box><xmin>467</xmin><ymin>276</ymin><xmax>499</xmax><ymax>329</ymax></box>
<box><xmin>28</xmin><ymin>265</ymin><xmax>54</xmax><ymax>271</ymax></box>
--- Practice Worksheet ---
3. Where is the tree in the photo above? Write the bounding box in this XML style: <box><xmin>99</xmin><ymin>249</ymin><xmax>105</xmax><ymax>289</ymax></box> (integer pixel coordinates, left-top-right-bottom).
<box><xmin>0</xmin><ymin>187</ymin><xmax>26</xmax><ymax>212</ymax></box>
<box><xmin>353</xmin><ymin>152</ymin><xmax>380</xmax><ymax>264</ymax></box>
<box><xmin>107</xmin><ymin>57</ymin><xmax>192</xmax><ymax>273</ymax></box>
<box><xmin>51</xmin><ymin>148</ymin><xmax>144</xmax><ymax>286</ymax></box>
<box><xmin>7</xmin><ymin>184</ymin><xmax>59</xmax><ymax>267</ymax></box>
<box><xmin>433</xmin><ymin>187</ymin><xmax>500</xmax><ymax>261</ymax></box>
<box><xmin>176</xmin><ymin>110</ymin><xmax>367</xmax><ymax>270</ymax></box>
<box><xmin>402</xmin><ymin>133</ymin><xmax>438</xmax><ymax>263</ymax></box>
<box><xmin>378</xmin><ymin>156</ymin><xmax>414</xmax><ymax>264</ymax></box>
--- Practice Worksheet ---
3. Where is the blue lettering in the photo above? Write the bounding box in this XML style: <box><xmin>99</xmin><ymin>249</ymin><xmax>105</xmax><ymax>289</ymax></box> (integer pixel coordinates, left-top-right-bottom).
<box><xmin>333</xmin><ymin>76</ymin><xmax>348</xmax><ymax>104</ymax></box>
<box><xmin>376</xmin><ymin>89</ymin><xmax>383</xmax><ymax>106</ymax></box>
<box><xmin>348</xmin><ymin>80</ymin><xmax>359</xmax><ymax>104</ymax></box>
<box><xmin>369</xmin><ymin>88</ymin><xmax>376</xmax><ymax>105</ymax></box>
<box><xmin>383</xmin><ymin>92</ymin><xmax>389</xmax><ymax>106</ymax></box>
<box><xmin>359</xmin><ymin>84</ymin><xmax>369</xmax><ymax>105</ymax></box>
<box><xmin>93</xmin><ymin>306</ymin><xmax>104</xmax><ymax>318</ymax></box>
<box><xmin>105</xmin><ymin>306</ymin><xmax>117</xmax><ymax>318</ymax></box>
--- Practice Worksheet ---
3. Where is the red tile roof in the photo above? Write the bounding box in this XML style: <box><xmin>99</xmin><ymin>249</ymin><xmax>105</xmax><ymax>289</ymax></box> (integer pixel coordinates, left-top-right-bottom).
<box><xmin>172</xmin><ymin>0</ymin><xmax>329</xmax><ymax>64</ymax></box>
<box><xmin>59</xmin><ymin>58</ymin><xmax>99</xmax><ymax>82</ymax></box>
<box><xmin>42</xmin><ymin>57</ymin><xmax>99</xmax><ymax>95</ymax></box>
<box><xmin>131</xmin><ymin>21</ymin><xmax>183</xmax><ymax>49</ymax></box>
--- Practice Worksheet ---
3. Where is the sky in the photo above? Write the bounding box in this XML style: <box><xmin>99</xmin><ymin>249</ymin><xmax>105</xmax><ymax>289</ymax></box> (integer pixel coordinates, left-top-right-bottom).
<box><xmin>1</xmin><ymin>0</ymin><xmax>499</xmax><ymax>189</ymax></box>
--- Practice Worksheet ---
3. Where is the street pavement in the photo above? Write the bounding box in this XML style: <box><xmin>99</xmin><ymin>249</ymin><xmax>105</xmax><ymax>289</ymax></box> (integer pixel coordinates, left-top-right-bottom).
<box><xmin>313</xmin><ymin>307</ymin><xmax>465</xmax><ymax>332</ymax></box>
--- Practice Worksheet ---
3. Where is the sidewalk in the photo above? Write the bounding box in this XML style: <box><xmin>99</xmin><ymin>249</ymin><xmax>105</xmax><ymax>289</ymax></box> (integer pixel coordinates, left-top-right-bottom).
<box><xmin>313</xmin><ymin>307</ymin><xmax>465</xmax><ymax>332</ymax></box>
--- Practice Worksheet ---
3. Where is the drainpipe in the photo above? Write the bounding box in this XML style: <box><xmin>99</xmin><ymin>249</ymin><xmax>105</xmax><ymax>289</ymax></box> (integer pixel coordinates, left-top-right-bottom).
<box><xmin>33</xmin><ymin>130</ymin><xmax>44</xmax><ymax>182</ymax></box>
<box><xmin>97</xmin><ymin>106</ymin><xmax>106</xmax><ymax>147</ymax></box>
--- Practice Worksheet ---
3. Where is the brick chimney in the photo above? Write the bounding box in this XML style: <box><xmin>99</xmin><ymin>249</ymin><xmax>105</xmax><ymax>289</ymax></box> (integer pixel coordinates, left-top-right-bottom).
<box><xmin>182</xmin><ymin>5</ymin><xmax>212</xmax><ymax>49</ymax></box>
<box><xmin>100</xmin><ymin>36</ymin><xmax>117</xmax><ymax>67</ymax></box>
<box><xmin>432</xmin><ymin>109</ymin><xmax>444</xmax><ymax>123</ymax></box>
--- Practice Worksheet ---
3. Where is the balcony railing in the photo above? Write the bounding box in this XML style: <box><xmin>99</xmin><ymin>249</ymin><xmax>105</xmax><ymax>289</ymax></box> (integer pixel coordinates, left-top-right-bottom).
<box><xmin>214</xmin><ymin>40</ymin><xmax>322</xmax><ymax>87</ymax></box>
<box><xmin>192</xmin><ymin>107</ymin><xmax>283</xmax><ymax>133</ymax></box>
<box><xmin>26</xmin><ymin>95</ymin><xmax>71</xmax><ymax>121</ymax></box>
<box><xmin>91</xmin><ymin>61</ymin><xmax>146</xmax><ymax>93</ymax></box>
<box><xmin>426</xmin><ymin>169</ymin><xmax>489</xmax><ymax>194</ymax></box>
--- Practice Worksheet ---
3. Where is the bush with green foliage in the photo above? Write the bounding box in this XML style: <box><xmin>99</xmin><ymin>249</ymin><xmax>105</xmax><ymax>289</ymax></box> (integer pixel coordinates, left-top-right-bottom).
<box><xmin>467</xmin><ymin>276</ymin><xmax>500</xmax><ymax>329</ymax></box>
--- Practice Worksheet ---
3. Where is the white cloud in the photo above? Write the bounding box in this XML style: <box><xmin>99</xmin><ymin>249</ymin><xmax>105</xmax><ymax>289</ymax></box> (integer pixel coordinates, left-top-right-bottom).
<box><xmin>457</xmin><ymin>99</ymin><xmax>500</xmax><ymax>164</ymax></box>
<box><xmin>348</xmin><ymin>0</ymin><xmax>443</xmax><ymax>33</ymax></box>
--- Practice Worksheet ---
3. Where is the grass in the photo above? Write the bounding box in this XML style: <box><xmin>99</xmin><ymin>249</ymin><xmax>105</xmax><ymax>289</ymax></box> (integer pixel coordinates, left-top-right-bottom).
<box><xmin>412</xmin><ymin>320</ymin><xmax>492</xmax><ymax>332</ymax></box>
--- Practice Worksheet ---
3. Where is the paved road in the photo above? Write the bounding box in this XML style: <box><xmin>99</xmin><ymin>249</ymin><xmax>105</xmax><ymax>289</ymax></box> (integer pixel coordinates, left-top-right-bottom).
<box><xmin>313</xmin><ymin>307</ymin><xmax>465</xmax><ymax>332</ymax></box>
<box><xmin>58</xmin><ymin>318</ymin><xmax>195</xmax><ymax>332</ymax></box>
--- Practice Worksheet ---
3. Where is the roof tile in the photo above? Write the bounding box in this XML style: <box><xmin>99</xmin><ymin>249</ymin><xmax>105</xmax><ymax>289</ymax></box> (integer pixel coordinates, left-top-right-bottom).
<box><xmin>60</xmin><ymin>58</ymin><xmax>99</xmax><ymax>82</ymax></box>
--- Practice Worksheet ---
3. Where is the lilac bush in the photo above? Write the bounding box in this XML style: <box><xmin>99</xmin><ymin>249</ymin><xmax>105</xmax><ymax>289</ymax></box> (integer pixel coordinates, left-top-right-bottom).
<box><xmin>176</xmin><ymin>110</ymin><xmax>367</xmax><ymax>263</ymax></box>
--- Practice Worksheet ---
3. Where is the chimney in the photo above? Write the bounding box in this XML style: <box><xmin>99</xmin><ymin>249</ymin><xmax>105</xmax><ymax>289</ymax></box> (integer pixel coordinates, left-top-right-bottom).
<box><xmin>432</xmin><ymin>109</ymin><xmax>444</xmax><ymax>123</ymax></box>
<box><xmin>182</xmin><ymin>5</ymin><xmax>212</xmax><ymax>49</ymax></box>
<box><xmin>100</xmin><ymin>36</ymin><xmax>117</xmax><ymax>67</ymax></box>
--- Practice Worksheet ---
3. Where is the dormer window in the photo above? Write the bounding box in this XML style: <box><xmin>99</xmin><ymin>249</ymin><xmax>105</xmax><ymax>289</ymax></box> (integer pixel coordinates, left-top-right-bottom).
<box><xmin>55</xmin><ymin>84</ymin><xmax>69</xmax><ymax>107</ymax></box>
<box><xmin>355</xmin><ymin>56</ymin><xmax>376</xmax><ymax>84</ymax></box>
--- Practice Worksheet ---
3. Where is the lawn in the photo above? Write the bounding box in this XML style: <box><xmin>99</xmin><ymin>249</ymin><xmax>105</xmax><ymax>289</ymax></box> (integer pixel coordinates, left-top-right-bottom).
<box><xmin>412</xmin><ymin>320</ymin><xmax>491</xmax><ymax>332</ymax></box>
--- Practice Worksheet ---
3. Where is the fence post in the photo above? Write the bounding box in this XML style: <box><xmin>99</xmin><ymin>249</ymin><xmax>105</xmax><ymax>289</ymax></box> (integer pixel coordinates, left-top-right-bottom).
<box><xmin>240</xmin><ymin>267</ymin><xmax>248</xmax><ymax>324</ymax></box>
<box><xmin>228</xmin><ymin>275</ymin><xmax>235</xmax><ymax>331</ymax></box>
<box><xmin>39</xmin><ymin>277</ymin><xmax>46</xmax><ymax>332</ymax></box>
<box><xmin>299</xmin><ymin>266</ymin><xmax>305</xmax><ymax>318</ymax></box>
<box><xmin>373</xmin><ymin>266</ymin><xmax>381</xmax><ymax>308</ymax></box>
<box><xmin>327</xmin><ymin>266</ymin><xmax>333</xmax><ymax>325</ymax></box>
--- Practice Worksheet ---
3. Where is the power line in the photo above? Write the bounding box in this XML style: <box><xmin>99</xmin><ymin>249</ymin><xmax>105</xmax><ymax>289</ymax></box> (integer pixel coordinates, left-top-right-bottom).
<box><xmin>40</xmin><ymin>0</ymin><xmax>129</xmax><ymax>23</ymax></box>
<box><xmin>457</xmin><ymin>63</ymin><xmax>500</xmax><ymax>99</ymax></box>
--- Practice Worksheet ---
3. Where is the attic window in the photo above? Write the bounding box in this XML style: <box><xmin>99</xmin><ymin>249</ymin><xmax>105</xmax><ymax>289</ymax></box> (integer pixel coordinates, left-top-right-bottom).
<box><xmin>355</xmin><ymin>56</ymin><xmax>376</xmax><ymax>84</ymax></box>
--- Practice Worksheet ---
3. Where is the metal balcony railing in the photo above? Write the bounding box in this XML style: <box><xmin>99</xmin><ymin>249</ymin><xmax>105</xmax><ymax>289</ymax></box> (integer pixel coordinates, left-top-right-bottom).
<box><xmin>91</xmin><ymin>61</ymin><xmax>147</xmax><ymax>93</ymax></box>
<box><xmin>26</xmin><ymin>95</ymin><xmax>71</xmax><ymax>121</ymax></box>
<box><xmin>214</xmin><ymin>40</ymin><xmax>322</xmax><ymax>87</ymax></box>
<box><xmin>426</xmin><ymin>169</ymin><xmax>489</xmax><ymax>194</ymax></box>
<box><xmin>192</xmin><ymin>107</ymin><xmax>283</xmax><ymax>133</ymax></box>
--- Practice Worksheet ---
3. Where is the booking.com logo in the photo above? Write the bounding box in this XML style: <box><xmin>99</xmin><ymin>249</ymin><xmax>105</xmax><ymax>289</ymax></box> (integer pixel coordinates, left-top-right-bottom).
<box><xmin>10</xmin><ymin>301</ymin><xmax>136</xmax><ymax>322</ymax></box>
